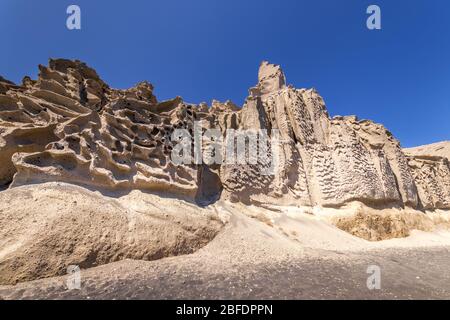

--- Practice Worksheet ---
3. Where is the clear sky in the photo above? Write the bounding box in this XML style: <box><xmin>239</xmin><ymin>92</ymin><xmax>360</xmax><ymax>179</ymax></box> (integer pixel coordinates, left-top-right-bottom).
<box><xmin>1</xmin><ymin>0</ymin><xmax>449</xmax><ymax>147</ymax></box>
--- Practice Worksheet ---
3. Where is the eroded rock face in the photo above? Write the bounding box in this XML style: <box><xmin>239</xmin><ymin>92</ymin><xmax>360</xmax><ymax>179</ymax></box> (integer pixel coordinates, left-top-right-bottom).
<box><xmin>218</xmin><ymin>62</ymin><xmax>428</xmax><ymax>209</ymax></box>
<box><xmin>0</xmin><ymin>59</ymin><xmax>219</xmax><ymax>202</ymax></box>
<box><xmin>0</xmin><ymin>59</ymin><xmax>449</xmax><ymax>210</ymax></box>
<box><xmin>404</xmin><ymin>142</ymin><xmax>450</xmax><ymax>209</ymax></box>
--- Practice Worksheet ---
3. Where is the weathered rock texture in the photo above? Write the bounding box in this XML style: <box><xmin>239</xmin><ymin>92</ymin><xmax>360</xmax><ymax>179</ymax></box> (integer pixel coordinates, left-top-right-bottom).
<box><xmin>0</xmin><ymin>59</ymin><xmax>449</xmax><ymax>210</ymax></box>
<box><xmin>220</xmin><ymin>62</ymin><xmax>448</xmax><ymax>210</ymax></box>
<box><xmin>405</xmin><ymin>141</ymin><xmax>450</xmax><ymax>160</ymax></box>
<box><xmin>0</xmin><ymin>59</ymin><xmax>217</xmax><ymax>203</ymax></box>
<box><xmin>404</xmin><ymin>142</ymin><xmax>450</xmax><ymax>209</ymax></box>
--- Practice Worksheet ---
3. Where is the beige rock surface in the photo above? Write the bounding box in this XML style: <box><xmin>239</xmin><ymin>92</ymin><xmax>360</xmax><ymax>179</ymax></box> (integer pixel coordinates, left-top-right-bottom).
<box><xmin>219</xmin><ymin>61</ymin><xmax>442</xmax><ymax>210</ymax></box>
<box><xmin>403</xmin><ymin>142</ymin><xmax>450</xmax><ymax>209</ymax></box>
<box><xmin>405</xmin><ymin>141</ymin><xmax>450</xmax><ymax>160</ymax></box>
<box><xmin>1</xmin><ymin>59</ymin><xmax>449</xmax><ymax>288</ymax></box>
<box><xmin>0</xmin><ymin>182</ymin><xmax>222</xmax><ymax>285</ymax></box>
<box><xmin>1</xmin><ymin>59</ymin><xmax>448</xmax><ymax>210</ymax></box>
<box><xmin>1</xmin><ymin>59</ymin><xmax>221</xmax><ymax>203</ymax></box>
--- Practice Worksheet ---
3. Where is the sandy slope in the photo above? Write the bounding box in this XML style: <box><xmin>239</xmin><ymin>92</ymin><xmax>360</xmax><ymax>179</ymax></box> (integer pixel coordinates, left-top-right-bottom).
<box><xmin>404</xmin><ymin>141</ymin><xmax>450</xmax><ymax>160</ymax></box>
<box><xmin>0</xmin><ymin>183</ymin><xmax>222</xmax><ymax>285</ymax></box>
<box><xmin>1</xmin><ymin>189</ymin><xmax>450</xmax><ymax>299</ymax></box>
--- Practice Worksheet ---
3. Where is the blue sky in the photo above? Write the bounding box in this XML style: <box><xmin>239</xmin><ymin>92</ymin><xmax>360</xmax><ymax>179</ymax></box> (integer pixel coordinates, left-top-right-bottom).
<box><xmin>1</xmin><ymin>0</ymin><xmax>449</xmax><ymax>147</ymax></box>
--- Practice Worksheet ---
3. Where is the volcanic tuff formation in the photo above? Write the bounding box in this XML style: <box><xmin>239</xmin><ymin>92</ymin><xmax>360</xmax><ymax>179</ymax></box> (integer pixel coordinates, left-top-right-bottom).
<box><xmin>0</xmin><ymin>59</ymin><xmax>449</xmax><ymax>209</ymax></box>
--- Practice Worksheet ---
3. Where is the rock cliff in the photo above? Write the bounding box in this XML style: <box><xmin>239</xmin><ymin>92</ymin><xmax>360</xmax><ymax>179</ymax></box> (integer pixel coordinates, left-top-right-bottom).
<box><xmin>0</xmin><ymin>59</ymin><xmax>449</xmax><ymax>210</ymax></box>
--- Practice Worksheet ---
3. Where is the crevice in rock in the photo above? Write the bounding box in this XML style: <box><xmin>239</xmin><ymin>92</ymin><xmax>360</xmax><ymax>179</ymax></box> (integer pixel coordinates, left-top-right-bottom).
<box><xmin>0</xmin><ymin>179</ymin><xmax>12</xmax><ymax>191</ymax></box>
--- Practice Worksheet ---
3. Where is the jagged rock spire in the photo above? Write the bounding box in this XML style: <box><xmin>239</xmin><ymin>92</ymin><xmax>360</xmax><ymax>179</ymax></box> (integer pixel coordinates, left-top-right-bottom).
<box><xmin>249</xmin><ymin>61</ymin><xmax>286</xmax><ymax>97</ymax></box>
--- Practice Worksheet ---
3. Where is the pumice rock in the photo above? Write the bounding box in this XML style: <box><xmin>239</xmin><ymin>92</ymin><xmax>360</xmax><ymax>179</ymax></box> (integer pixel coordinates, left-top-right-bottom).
<box><xmin>0</xmin><ymin>59</ymin><xmax>450</xmax><ymax>287</ymax></box>
<box><xmin>1</xmin><ymin>59</ymin><xmax>210</xmax><ymax>201</ymax></box>
<box><xmin>404</xmin><ymin>141</ymin><xmax>450</xmax><ymax>209</ymax></box>
<box><xmin>219</xmin><ymin>61</ymin><xmax>432</xmax><ymax>209</ymax></box>
<box><xmin>0</xmin><ymin>59</ymin><xmax>448</xmax><ymax>210</ymax></box>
